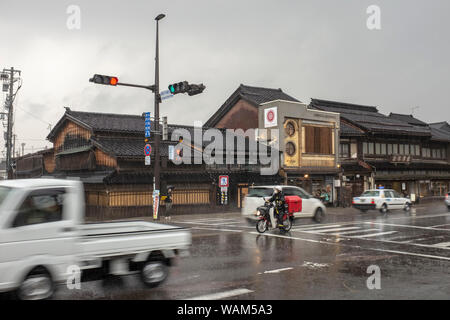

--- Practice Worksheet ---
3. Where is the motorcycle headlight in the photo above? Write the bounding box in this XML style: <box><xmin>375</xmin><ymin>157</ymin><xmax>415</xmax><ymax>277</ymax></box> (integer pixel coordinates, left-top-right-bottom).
<box><xmin>255</xmin><ymin>210</ymin><xmax>261</xmax><ymax>216</ymax></box>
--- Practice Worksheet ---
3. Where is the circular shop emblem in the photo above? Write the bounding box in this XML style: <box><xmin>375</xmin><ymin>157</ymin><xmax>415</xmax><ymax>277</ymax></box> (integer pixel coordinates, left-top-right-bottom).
<box><xmin>267</xmin><ymin>110</ymin><xmax>275</xmax><ymax>122</ymax></box>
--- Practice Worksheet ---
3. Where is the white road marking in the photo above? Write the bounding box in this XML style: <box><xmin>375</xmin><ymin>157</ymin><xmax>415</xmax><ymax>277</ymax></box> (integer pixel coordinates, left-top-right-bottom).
<box><xmin>328</xmin><ymin>228</ymin><xmax>380</xmax><ymax>235</ymax></box>
<box><xmin>192</xmin><ymin>227</ymin><xmax>242</xmax><ymax>233</ymax></box>
<box><xmin>177</xmin><ymin>220</ymin><xmax>240</xmax><ymax>226</ymax></box>
<box><xmin>303</xmin><ymin>226</ymin><xmax>362</xmax><ymax>233</ymax></box>
<box><xmin>249</xmin><ymin>232</ymin><xmax>450</xmax><ymax>261</ymax></box>
<box><xmin>258</xmin><ymin>267</ymin><xmax>293</xmax><ymax>274</ymax></box>
<box><xmin>292</xmin><ymin>224</ymin><xmax>343</xmax><ymax>231</ymax></box>
<box><xmin>431</xmin><ymin>242</ymin><xmax>450</xmax><ymax>248</ymax></box>
<box><xmin>430</xmin><ymin>223</ymin><xmax>450</xmax><ymax>228</ymax></box>
<box><xmin>186</xmin><ymin>288</ymin><xmax>254</xmax><ymax>300</ymax></box>
<box><xmin>364</xmin><ymin>222</ymin><xmax>450</xmax><ymax>232</ymax></box>
<box><xmin>351</xmin><ymin>231</ymin><xmax>398</xmax><ymax>238</ymax></box>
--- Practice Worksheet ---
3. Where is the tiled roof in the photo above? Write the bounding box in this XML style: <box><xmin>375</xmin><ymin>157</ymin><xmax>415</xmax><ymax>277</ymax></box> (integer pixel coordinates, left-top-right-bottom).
<box><xmin>310</xmin><ymin>99</ymin><xmax>431</xmax><ymax>136</ymax></box>
<box><xmin>389</xmin><ymin>113</ymin><xmax>428</xmax><ymax>126</ymax></box>
<box><xmin>91</xmin><ymin>136</ymin><xmax>176</xmax><ymax>158</ymax></box>
<box><xmin>430</xmin><ymin>127</ymin><xmax>450</xmax><ymax>142</ymax></box>
<box><xmin>429</xmin><ymin>121</ymin><xmax>450</xmax><ymax>133</ymax></box>
<box><xmin>239</xmin><ymin>84</ymin><xmax>300</xmax><ymax>105</ymax></box>
<box><xmin>47</xmin><ymin>108</ymin><xmax>149</xmax><ymax>140</ymax></box>
<box><xmin>205</xmin><ymin>84</ymin><xmax>300</xmax><ymax>127</ymax></box>
<box><xmin>67</xmin><ymin>109</ymin><xmax>146</xmax><ymax>133</ymax></box>
<box><xmin>340</xmin><ymin>121</ymin><xmax>365</xmax><ymax>136</ymax></box>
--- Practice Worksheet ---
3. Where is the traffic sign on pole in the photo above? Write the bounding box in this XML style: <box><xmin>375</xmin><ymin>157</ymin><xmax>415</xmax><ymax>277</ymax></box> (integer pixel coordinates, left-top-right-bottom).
<box><xmin>144</xmin><ymin>112</ymin><xmax>151</xmax><ymax>138</ymax></box>
<box><xmin>144</xmin><ymin>144</ymin><xmax>152</xmax><ymax>156</ymax></box>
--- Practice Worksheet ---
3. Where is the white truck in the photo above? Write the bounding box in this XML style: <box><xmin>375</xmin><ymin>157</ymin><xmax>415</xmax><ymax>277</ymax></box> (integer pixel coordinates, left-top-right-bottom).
<box><xmin>0</xmin><ymin>179</ymin><xmax>191</xmax><ymax>300</ymax></box>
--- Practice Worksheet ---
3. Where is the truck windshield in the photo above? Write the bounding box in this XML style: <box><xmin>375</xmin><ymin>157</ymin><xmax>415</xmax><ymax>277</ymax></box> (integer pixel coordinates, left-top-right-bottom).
<box><xmin>247</xmin><ymin>188</ymin><xmax>274</xmax><ymax>198</ymax></box>
<box><xmin>0</xmin><ymin>186</ymin><xmax>12</xmax><ymax>208</ymax></box>
<box><xmin>361</xmin><ymin>191</ymin><xmax>380</xmax><ymax>197</ymax></box>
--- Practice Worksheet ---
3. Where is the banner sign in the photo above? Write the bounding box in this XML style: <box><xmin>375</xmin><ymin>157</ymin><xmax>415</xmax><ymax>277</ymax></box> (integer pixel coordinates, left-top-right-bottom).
<box><xmin>264</xmin><ymin>107</ymin><xmax>278</xmax><ymax>128</ymax></box>
<box><xmin>153</xmin><ymin>189</ymin><xmax>160</xmax><ymax>220</ymax></box>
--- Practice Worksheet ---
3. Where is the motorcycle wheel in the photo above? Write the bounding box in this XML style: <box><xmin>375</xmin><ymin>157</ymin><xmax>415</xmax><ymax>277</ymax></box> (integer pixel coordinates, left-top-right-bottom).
<box><xmin>281</xmin><ymin>217</ymin><xmax>292</xmax><ymax>232</ymax></box>
<box><xmin>256</xmin><ymin>219</ymin><xmax>268</xmax><ymax>233</ymax></box>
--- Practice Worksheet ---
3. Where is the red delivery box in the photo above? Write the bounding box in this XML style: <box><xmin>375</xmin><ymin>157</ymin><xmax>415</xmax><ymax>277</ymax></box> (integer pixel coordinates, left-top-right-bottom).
<box><xmin>285</xmin><ymin>195</ymin><xmax>302</xmax><ymax>213</ymax></box>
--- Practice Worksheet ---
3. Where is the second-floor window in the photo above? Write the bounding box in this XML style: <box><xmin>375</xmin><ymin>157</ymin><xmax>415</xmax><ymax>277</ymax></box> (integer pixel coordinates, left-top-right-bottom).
<box><xmin>304</xmin><ymin>126</ymin><xmax>332</xmax><ymax>155</ymax></box>
<box><xmin>339</xmin><ymin>143</ymin><xmax>350</xmax><ymax>158</ymax></box>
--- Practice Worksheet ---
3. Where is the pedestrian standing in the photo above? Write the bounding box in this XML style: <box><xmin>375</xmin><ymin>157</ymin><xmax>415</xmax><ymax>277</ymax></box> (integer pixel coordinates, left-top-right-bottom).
<box><xmin>165</xmin><ymin>187</ymin><xmax>173</xmax><ymax>220</ymax></box>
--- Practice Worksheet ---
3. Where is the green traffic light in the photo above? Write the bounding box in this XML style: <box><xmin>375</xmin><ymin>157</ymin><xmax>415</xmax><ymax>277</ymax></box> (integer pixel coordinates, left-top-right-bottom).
<box><xmin>169</xmin><ymin>85</ymin><xmax>175</xmax><ymax>93</ymax></box>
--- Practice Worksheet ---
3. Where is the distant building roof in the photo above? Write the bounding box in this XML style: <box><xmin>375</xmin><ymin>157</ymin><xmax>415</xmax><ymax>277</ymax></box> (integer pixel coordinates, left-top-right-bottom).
<box><xmin>429</xmin><ymin>121</ymin><xmax>450</xmax><ymax>133</ymax></box>
<box><xmin>429</xmin><ymin>126</ymin><xmax>450</xmax><ymax>142</ymax></box>
<box><xmin>205</xmin><ymin>84</ymin><xmax>300</xmax><ymax>127</ymax></box>
<box><xmin>310</xmin><ymin>99</ymin><xmax>431</xmax><ymax>136</ymax></box>
<box><xmin>388</xmin><ymin>113</ymin><xmax>428</xmax><ymax>126</ymax></box>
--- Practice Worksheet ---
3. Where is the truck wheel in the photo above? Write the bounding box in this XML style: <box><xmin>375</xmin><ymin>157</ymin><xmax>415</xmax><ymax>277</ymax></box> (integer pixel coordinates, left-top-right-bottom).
<box><xmin>314</xmin><ymin>208</ymin><xmax>324</xmax><ymax>223</ymax></box>
<box><xmin>141</xmin><ymin>260</ymin><xmax>169</xmax><ymax>288</ymax></box>
<box><xmin>17</xmin><ymin>268</ymin><xmax>54</xmax><ymax>300</ymax></box>
<box><xmin>380</xmin><ymin>204</ymin><xmax>388</xmax><ymax>214</ymax></box>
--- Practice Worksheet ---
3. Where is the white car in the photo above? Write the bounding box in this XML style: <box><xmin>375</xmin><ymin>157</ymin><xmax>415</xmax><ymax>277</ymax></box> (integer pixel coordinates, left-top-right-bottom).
<box><xmin>241</xmin><ymin>185</ymin><xmax>326</xmax><ymax>223</ymax></box>
<box><xmin>352</xmin><ymin>189</ymin><xmax>412</xmax><ymax>214</ymax></box>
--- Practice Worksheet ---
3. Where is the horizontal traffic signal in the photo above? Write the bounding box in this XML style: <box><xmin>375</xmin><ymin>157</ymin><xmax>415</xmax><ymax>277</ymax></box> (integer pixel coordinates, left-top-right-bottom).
<box><xmin>187</xmin><ymin>83</ymin><xmax>205</xmax><ymax>96</ymax></box>
<box><xmin>89</xmin><ymin>74</ymin><xmax>119</xmax><ymax>86</ymax></box>
<box><xmin>168</xmin><ymin>81</ymin><xmax>205</xmax><ymax>96</ymax></box>
<box><xmin>168</xmin><ymin>81</ymin><xmax>189</xmax><ymax>95</ymax></box>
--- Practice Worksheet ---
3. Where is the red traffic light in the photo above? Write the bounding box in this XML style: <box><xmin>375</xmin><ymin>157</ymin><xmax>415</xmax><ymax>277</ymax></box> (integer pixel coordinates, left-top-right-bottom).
<box><xmin>90</xmin><ymin>74</ymin><xmax>119</xmax><ymax>86</ymax></box>
<box><xmin>110</xmin><ymin>77</ymin><xmax>118</xmax><ymax>86</ymax></box>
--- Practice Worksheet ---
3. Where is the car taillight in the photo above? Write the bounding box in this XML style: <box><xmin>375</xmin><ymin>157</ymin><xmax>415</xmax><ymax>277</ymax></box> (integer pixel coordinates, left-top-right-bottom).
<box><xmin>446</xmin><ymin>194</ymin><xmax>449</xmax><ymax>200</ymax></box>
<box><xmin>371</xmin><ymin>199</ymin><xmax>375</xmax><ymax>204</ymax></box>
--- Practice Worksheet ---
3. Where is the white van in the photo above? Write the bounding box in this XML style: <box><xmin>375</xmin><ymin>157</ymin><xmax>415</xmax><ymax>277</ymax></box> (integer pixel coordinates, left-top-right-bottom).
<box><xmin>241</xmin><ymin>185</ymin><xmax>326</xmax><ymax>223</ymax></box>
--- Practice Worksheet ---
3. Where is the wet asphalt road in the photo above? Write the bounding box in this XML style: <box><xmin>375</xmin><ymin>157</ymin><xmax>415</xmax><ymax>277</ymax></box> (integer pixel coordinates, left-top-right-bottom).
<box><xmin>55</xmin><ymin>204</ymin><xmax>450</xmax><ymax>300</ymax></box>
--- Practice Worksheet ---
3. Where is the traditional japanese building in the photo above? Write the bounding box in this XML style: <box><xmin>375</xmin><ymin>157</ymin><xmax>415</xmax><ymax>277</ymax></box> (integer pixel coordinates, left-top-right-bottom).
<box><xmin>310</xmin><ymin>99</ymin><xmax>450</xmax><ymax>201</ymax></box>
<box><xmin>205</xmin><ymin>85</ymin><xmax>341</xmax><ymax>202</ymax></box>
<box><xmin>14</xmin><ymin>107</ymin><xmax>278</xmax><ymax>219</ymax></box>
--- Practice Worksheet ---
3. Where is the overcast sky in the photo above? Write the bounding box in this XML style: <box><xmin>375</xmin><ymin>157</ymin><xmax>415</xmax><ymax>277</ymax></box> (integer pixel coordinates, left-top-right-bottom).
<box><xmin>1</xmin><ymin>0</ymin><xmax>449</xmax><ymax>154</ymax></box>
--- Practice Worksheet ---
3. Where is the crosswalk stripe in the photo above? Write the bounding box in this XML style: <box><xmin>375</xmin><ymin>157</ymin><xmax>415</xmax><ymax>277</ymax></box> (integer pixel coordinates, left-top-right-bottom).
<box><xmin>431</xmin><ymin>242</ymin><xmax>450</xmax><ymax>248</ymax></box>
<box><xmin>328</xmin><ymin>228</ymin><xmax>380</xmax><ymax>236</ymax></box>
<box><xmin>352</xmin><ymin>231</ymin><xmax>398</xmax><ymax>238</ymax></box>
<box><xmin>293</xmin><ymin>224</ymin><xmax>342</xmax><ymax>231</ymax></box>
<box><xmin>186</xmin><ymin>288</ymin><xmax>254</xmax><ymax>300</ymax></box>
<box><xmin>304</xmin><ymin>226</ymin><xmax>361</xmax><ymax>233</ymax></box>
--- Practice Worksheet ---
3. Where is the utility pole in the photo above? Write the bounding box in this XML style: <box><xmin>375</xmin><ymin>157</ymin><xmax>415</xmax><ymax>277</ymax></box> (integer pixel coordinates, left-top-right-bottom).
<box><xmin>21</xmin><ymin>143</ymin><xmax>25</xmax><ymax>157</ymax></box>
<box><xmin>1</xmin><ymin>67</ymin><xmax>21</xmax><ymax>179</ymax></box>
<box><xmin>12</xmin><ymin>134</ymin><xmax>16</xmax><ymax>161</ymax></box>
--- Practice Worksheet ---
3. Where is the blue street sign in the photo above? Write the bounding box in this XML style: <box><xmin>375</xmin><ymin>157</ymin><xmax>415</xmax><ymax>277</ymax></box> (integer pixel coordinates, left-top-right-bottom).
<box><xmin>144</xmin><ymin>112</ymin><xmax>151</xmax><ymax>138</ymax></box>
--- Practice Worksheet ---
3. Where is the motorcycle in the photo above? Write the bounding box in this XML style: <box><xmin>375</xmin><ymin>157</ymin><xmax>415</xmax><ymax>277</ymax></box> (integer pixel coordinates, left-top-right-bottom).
<box><xmin>255</xmin><ymin>201</ymin><xmax>293</xmax><ymax>233</ymax></box>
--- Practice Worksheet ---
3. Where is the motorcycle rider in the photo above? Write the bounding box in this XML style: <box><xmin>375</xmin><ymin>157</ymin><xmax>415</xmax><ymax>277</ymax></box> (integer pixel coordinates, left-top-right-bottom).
<box><xmin>266</xmin><ymin>186</ymin><xmax>286</xmax><ymax>227</ymax></box>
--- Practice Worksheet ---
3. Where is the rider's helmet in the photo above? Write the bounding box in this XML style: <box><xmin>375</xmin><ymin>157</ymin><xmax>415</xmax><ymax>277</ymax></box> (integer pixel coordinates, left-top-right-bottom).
<box><xmin>274</xmin><ymin>186</ymin><xmax>282</xmax><ymax>193</ymax></box>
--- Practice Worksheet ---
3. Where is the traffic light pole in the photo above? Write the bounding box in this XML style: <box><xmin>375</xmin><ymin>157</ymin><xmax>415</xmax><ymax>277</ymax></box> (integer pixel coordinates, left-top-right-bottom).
<box><xmin>153</xmin><ymin>15</ymin><xmax>164</xmax><ymax>200</ymax></box>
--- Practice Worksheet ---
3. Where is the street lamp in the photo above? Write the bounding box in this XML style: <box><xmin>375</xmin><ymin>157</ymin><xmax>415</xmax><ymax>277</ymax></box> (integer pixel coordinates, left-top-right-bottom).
<box><xmin>153</xmin><ymin>13</ymin><xmax>166</xmax><ymax>198</ymax></box>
